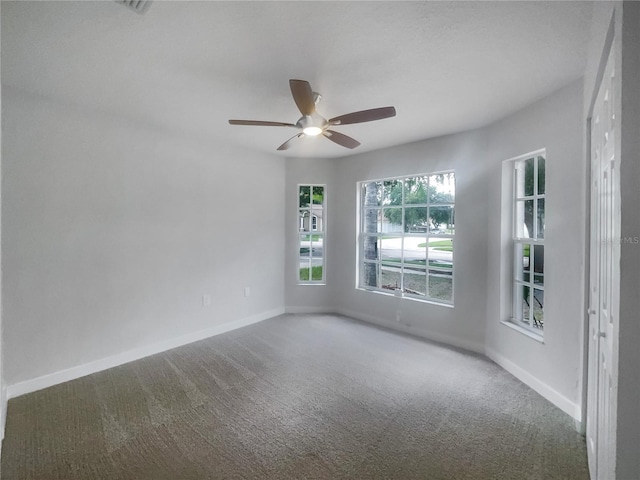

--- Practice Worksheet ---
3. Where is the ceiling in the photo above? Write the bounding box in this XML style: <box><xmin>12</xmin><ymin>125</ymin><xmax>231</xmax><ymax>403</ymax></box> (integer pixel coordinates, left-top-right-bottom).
<box><xmin>2</xmin><ymin>1</ymin><xmax>594</xmax><ymax>158</ymax></box>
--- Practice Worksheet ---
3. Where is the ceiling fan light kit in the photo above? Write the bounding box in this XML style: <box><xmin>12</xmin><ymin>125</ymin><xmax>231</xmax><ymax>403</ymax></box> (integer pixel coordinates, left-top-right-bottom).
<box><xmin>229</xmin><ymin>79</ymin><xmax>396</xmax><ymax>151</ymax></box>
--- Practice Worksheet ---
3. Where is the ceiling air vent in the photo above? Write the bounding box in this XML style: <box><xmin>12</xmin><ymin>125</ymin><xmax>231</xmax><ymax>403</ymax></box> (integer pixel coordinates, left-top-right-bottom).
<box><xmin>116</xmin><ymin>0</ymin><xmax>152</xmax><ymax>15</ymax></box>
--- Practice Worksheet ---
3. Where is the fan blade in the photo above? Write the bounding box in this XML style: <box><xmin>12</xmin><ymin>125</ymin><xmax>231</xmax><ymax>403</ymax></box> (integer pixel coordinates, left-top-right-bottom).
<box><xmin>289</xmin><ymin>79</ymin><xmax>316</xmax><ymax>116</ymax></box>
<box><xmin>229</xmin><ymin>120</ymin><xmax>297</xmax><ymax>127</ymax></box>
<box><xmin>329</xmin><ymin>106</ymin><xmax>396</xmax><ymax>125</ymax></box>
<box><xmin>277</xmin><ymin>133</ymin><xmax>304</xmax><ymax>151</ymax></box>
<box><xmin>323</xmin><ymin>130</ymin><xmax>361</xmax><ymax>149</ymax></box>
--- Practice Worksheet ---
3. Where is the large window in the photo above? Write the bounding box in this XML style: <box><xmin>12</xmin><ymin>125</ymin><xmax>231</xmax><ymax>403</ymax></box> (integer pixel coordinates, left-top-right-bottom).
<box><xmin>298</xmin><ymin>185</ymin><xmax>325</xmax><ymax>284</ymax></box>
<box><xmin>512</xmin><ymin>152</ymin><xmax>545</xmax><ymax>334</ymax></box>
<box><xmin>358</xmin><ymin>172</ymin><xmax>455</xmax><ymax>304</ymax></box>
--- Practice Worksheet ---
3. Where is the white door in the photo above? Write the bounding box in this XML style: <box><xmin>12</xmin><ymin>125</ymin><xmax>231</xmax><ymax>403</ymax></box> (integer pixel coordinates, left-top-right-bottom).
<box><xmin>586</xmin><ymin>45</ymin><xmax>618</xmax><ymax>480</ymax></box>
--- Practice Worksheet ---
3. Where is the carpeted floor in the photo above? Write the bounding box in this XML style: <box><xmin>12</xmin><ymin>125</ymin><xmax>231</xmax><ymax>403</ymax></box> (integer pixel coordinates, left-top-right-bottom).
<box><xmin>1</xmin><ymin>314</ymin><xmax>589</xmax><ymax>479</ymax></box>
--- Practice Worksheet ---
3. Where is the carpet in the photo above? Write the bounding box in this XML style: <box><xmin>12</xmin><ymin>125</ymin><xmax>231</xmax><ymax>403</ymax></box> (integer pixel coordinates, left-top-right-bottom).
<box><xmin>0</xmin><ymin>314</ymin><xmax>589</xmax><ymax>479</ymax></box>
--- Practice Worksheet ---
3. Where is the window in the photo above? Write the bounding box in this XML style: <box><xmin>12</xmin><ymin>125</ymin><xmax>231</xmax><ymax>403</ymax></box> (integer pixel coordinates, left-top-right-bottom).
<box><xmin>298</xmin><ymin>185</ymin><xmax>325</xmax><ymax>284</ymax></box>
<box><xmin>358</xmin><ymin>172</ymin><xmax>455</xmax><ymax>304</ymax></box>
<box><xmin>511</xmin><ymin>153</ymin><xmax>545</xmax><ymax>334</ymax></box>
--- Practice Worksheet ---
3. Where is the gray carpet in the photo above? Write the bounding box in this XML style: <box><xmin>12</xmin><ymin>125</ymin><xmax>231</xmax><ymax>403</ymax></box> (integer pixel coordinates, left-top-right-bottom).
<box><xmin>1</xmin><ymin>314</ymin><xmax>589</xmax><ymax>479</ymax></box>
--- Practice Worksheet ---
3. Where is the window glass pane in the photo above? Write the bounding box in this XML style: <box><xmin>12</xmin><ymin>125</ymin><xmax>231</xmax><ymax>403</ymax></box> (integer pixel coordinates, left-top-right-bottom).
<box><xmin>403</xmin><ymin>237</ymin><xmax>427</xmax><ymax>267</ymax></box>
<box><xmin>362</xmin><ymin>182</ymin><xmax>382</xmax><ymax>207</ymax></box>
<box><xmin>428</xmin><ymin>238</ymin><xmax>453</xmax><ymax>269</ymax></box>
<box><xmin>429</xmin><ymin>275</ymin><xmax>452</xmax><ymax>301</ymax></box>
<box><xmin>537</xmin><ymin>198</ymin><xmax>545</xmax><ymax>239</ymax></box>
<box><xmin>363</xmin><ymin>235</ymin><xmax>380</xmax><ymax>262</ymax></box>
<box><xmin>521</xmin><ymin>285</ymin><xmax>531</xmax><ymax>324</ymax></box>
<box><xmin>299</xmin><ymin>260</ymin><xmax>310</xmax><ymax>281</ymax></box>
<box><xmin>533</xmin><ymin>289</ymin><xmax>544</xmax><ymax>329</ymax></box>
<box><xmin>299</xmin><ymin>186</ymin><xmax>311</xmax><ymax>208</ymax></box>
<box><xmin>429</xmin><ymin>267</ymin><xmax>452</xmax><ymax>276</ymax></box>
<box><xmin>299</xmin><ymin>210</ymin><xmax>309</xmax><ymax>232</ymax></box>
<box><xmin>537</xmin><ymin>157</ymin><xmax>545</xmax><ymax>195</ymax></box>
<box><xmin>516</xmin><ymin>158</ymin><xmax>535</xmax><ymax>197</ymax></box>
<box><xmin>382</xmin><ymin>208</ymin><xmax>403</xmax><ymax>233</ymax></box>
<box><xmin>380</xmin><ymin>237</ymin><xmax>402</xmax><ymax>263</ymax></box>
<box><xmin>382</xmin><ymin>179</ymin><xmax>402</xmax><ymax>206</ymax></box>
<box><xmin>429</xmin><ymin>173</ymin><xmax>455</xmax><ymax>204</ymax></box>
<box><xmin>310</xmin><ymin>261</ymin><xmax>323</xmax><ymax>281</ymax></box>
<box><xmin>515</xmin><ymin>200</ymin><xmax>534</xmax><ymax>238</ymax></box>
<box><xmin>533</xmin><ymin>245</ymin><xmax>544</xmax><ymax>275</ymax></box>
<box><xmin>404</xmin><ymin>207</ymin><xmax>428</xmax><ymax>233</ymax></box>
<box><xmin>403</xmin><ymin>268</ymin><xmax>427</xmax><ymax>296</ymax></box>
<box><xmin>404</xmin><ymin>176</ymin><xmax>429</xmax><ymax>205</ymax></box>
<box><xmin>534</xmin><ymin>274</ymin><xmax>544</xmax><ymax>286</ymax></box>
<box><xmin>311</xmin><ymin>210</ymin><xmax>323</xmax><ymax>232</ymax></box>
<box><xmin>429</xmin><ymin>206</ymin><xmax>454</xmax><ymax>234</ymax></box>
<box><xmin>516</xmin><ymin>243</ymin><xmax>531</xmax><ymax>282</ymax></box>
<box><xmin>299</xmin><ymin>234</ymin><xmax>311</xmax><ymax>258</ymax></box>
<box><xmin>311</xmin><ymin>235</ymin><xmax>324</xmax><ymax>260</ymax></box>
<box><xmin>381</xmin><ymin>264</ymin><xmax>401</xmax><ymax>291</ymax></box>
<box><xmin>361</xmin><ymin>262</ymin><xmax>379</xmax><ymax>288</ymax></box>
<box><xmin>312</xmin><ymin>186</ymin><xmax>324</xmax><ymax>205</ymax></box>
<box><xmin>363</xmin><ymin>209</ymin><xmax>381</xmax><ymax>233</ymax></box>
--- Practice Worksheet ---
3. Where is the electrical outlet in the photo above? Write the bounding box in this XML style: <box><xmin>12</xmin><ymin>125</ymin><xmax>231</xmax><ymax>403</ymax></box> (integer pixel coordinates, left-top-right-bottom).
<box><xmin>202</xmin><ymin>294</ymin><xmax>211</xmax><ymax>307</ymax></box>
<box><xmin>244</xmin><ymin>287</ymin><xmax>251</xmax><ymax>297</ymax></box>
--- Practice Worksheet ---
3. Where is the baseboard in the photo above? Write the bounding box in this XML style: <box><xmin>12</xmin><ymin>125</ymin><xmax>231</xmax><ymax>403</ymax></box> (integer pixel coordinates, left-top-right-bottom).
<box><xmin>336</xmin><ymin>307</ymin><xmax>485</xmax><ymax>355</ymax></box>
<box><xmin>6</xmin><ymin>308</ymin><xmax>284</xmax><ymax>400</ymax></box>
<box><xmin>284</xmin><ymin>306</ymin><xmax>337</xmax><ymax>315</ymax></box>
<box><xmin>1</xmin><ymin>382</ymin><xmax>6</xmax><ymax>452</ymax></box>
<box><xmin>485</xmin><ymin>347</ymin><xmax>582</xmax><ymax>422</ymax></box>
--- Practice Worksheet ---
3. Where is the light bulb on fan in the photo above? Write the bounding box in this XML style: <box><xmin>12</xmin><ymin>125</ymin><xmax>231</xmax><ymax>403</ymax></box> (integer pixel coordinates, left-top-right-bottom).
<box><xmin>302</xmin><ymin>126</ymin><xmax>323</xmax><ymax>136</ymax></box>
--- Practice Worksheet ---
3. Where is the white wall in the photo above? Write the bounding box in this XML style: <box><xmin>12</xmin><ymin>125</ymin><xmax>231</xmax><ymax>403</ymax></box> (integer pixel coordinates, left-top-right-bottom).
<box><xmin>330</xmin><ymin>129</ymin><xmax>489</xmax><ymax>353</ymax></box>
<box><xmin>2</xmin><ymin>87</ymin><xmax>286</xmax><ymax>387</ymax></box>
<box><xmin>484</xmin><ymin>80</ymin><xmax>585</xmax><ymax>420</ymax></box>
<box><xmin>284</xmin><ymin>157</ymin><xmax>337</xmax><ymax>313</ymax></box>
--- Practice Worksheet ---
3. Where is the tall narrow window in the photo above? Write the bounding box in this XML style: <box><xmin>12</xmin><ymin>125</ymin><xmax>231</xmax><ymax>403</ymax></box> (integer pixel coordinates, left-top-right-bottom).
<box><xmin>358</xmin><ymin>172</ymin><xmax>455</xmax><ymax>305</ymax></box>
<box><xmin>298</xmin><ymin>185</ymin><xmax>325</xmax><ymax>284</ymax></box>
<box><xmin>512</xmin><ymin>153</ymin><xmax>545</xmax><ymax>333</ymax></box>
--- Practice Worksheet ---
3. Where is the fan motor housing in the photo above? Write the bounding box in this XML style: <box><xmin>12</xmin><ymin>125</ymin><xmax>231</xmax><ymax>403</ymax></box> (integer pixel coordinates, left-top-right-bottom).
<box><xmin>296</xmin><ymin>113</ymin><xmax>327</xmax><ymax>133</ymax></box>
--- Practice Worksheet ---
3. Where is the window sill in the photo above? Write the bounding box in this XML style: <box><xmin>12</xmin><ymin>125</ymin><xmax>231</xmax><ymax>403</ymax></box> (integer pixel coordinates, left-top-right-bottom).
<box><xmin>500</xmin><ymin>320</ymin><xmax>544</xmax><ymax>343</ymax></box>
<box><xmin>356</xmin><ymin>287</ymin><xmax>454</xmax><ymax>308</ymax></box>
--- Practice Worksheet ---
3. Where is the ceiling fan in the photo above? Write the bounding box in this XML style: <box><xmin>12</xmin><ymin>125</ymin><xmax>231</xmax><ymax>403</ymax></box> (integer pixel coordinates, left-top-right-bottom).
<box><xmin>228</xmin><ymin>79</ymin><xmax>396</xmax><ymax>151</ymax></box>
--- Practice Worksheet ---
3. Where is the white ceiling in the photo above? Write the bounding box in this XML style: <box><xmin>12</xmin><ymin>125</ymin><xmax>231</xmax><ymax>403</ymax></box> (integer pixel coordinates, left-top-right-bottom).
<box><xmin>2</xmin><ymin>1</ymin><xmax>593</xmax><ymax>158</ymax></box>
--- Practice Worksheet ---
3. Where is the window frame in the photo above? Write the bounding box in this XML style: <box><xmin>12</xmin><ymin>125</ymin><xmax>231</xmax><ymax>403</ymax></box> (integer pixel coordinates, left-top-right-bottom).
<box><xmin>297</xmin><ymin>184</ymin><xmax>326</xmax><ymax>285</ymax></box>
<box><xmin>509</xmin><ymin>150</ymin><xmax>546</xmax><ymax>338</ymax></box>
<box><xmin>356</xmin><ymin>171</ymin><xmax>455</xmax><ymax>306</ymax></box>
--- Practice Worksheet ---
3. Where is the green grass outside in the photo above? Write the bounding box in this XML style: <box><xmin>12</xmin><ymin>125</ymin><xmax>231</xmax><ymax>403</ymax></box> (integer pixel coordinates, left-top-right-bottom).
<box><xmin>382</xmin><ymin>258</ymin><xmax>451</xmax><ymax>269</ymax></box>
<box><xmin>300</xmin><ymin>234</ymin><xmax>323</xmax><ymax>241</ymax></box>
<box><xmin>417</xmin><ymin>239</ymin><xmax>453</xmax><ymax>251</ymax></box>
<box><xmin>300</xmin><ymin>266</ymin><xmax>323</xmax><ymax>281</ymax></box>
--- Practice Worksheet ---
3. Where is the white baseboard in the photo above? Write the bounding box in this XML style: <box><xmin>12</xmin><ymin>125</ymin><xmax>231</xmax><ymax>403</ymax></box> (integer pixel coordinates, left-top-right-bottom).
<box><xmin>6</xmin><ymin>308</ymin><xmax>284</xmax><ymax>400</ymax></box>
<box><xmin>284</xmin><ymin>306</ymin><xmax>337</xmax><ymax>315</ymax></box>
<box><xmin>336</xmin><ymin>307</ymin><xmax>485</xmax><ymax>355</ymax></box>
<box><xmin>485</xmin><ymin>347</ymin><xmax>582</xmax><ymax>422</ymax></box>
<box><xmin>1</xmin><ymin>382</ymin><xmax>6</xmax><ymax>451</ymax></box>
